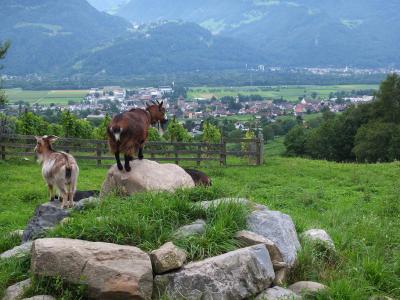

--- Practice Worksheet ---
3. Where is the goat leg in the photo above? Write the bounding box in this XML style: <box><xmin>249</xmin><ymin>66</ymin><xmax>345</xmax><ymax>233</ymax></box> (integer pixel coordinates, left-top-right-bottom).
<box><xmin>124</xmin><ymin>154</ymin><xmax>132</xmax><ymax>172</ymax></box>
<box><xmin>48</xmin><ymin>184</ymin><xmax>55</xmax><ymax>202</ymax></box>
<box><xmin>138</xmin><ymin>147</ymin><xmax>144</xmax><ymax>160</ymax></box>
<box><xmin>115</xmin><ymin>152</ymin><xmax>123</xmax><ymax>171</ymax></box>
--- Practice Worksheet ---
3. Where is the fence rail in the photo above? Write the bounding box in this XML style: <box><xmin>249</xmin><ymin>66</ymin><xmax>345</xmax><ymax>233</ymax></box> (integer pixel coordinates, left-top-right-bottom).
<box><xmin>0</xmin><ymin>134</ymin><xmax>264</xmax><ymax>166</ymax></box>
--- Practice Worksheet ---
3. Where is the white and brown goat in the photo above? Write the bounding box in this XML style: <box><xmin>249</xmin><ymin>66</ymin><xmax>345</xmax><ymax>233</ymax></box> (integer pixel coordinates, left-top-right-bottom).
<box><xmin>35</xmin><ymin>135</ymin><xmax>79</xmax><ymax>209</ymax></box>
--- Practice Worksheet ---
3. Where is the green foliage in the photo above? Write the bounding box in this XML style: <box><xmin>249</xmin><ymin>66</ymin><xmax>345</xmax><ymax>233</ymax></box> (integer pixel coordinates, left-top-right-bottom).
<box><xmin>202</xmin><ymin>121</ymin><xmax>221</xmax><ymax>144</ymax></box>
<box><xmin>0</xmin><ymin>113</ymin><xmax>16</xmax><ymax>135</ymax></box>
<box><xmin>164</xmin><ymin>118</ymin><xmax>192</xmax><ymax>142</ymax></box>
<box><xmin>285</xmin><ymin>74</ymin><xmax>400</xmax><ymax>162</ymax></box>
<box><xmin>16</xmin><ymin>112</ymin><xmax>50</xmax><ymax>135</ymax></box>
<box><xmin>147</xmin><ymin>126</ymin><xmax>163</xmax><ymax>141</ymax></box>
<box><xmin>92</xmin><ymin>114</ymin><xmax>111</xmax><ymax>140</ymax></box>
<box><xmin>24</xmin><ymin>277</ymin><xmax>87</xmax><ymax>300</ymax></box>
<box><xmin>0</xmin><ymin>257</ymin><xmax>30</xmax><ymax>299</ymax></box>
<box><xmin>60</xmin><ymin>111</ymin><xmax>93</xmax><ymax>139</ymax></box>
<box><xmin>284</xmin><ymin>125</ymin><xmax>309</xmax><ymax>156</ymax></box>
<box><xmin>0</xmin><ymin>41</ymin><xmax>10</xmax><ymax>107</ymax></box>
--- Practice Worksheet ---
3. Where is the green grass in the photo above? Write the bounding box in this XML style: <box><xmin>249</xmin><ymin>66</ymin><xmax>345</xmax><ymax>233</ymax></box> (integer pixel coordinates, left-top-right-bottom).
<box><xmin>1</xmin><ymin>140</ymin><xmax>399</xmax><ymax>299</ymax></box>
<box><xmin>188</xmin><ymin>84</ymin><xmax>379</xmax><ymax>102</ymax></box>
<box><xmin>4</xmin><ymin>89</ymin><xmax>88</xmax><ymax>105</ymax></box>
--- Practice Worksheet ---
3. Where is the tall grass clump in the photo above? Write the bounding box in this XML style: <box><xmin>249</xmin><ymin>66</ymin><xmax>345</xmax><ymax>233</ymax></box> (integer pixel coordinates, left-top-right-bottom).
<box><xmin>48</xmin><ymin>186</ymin><xmax>249</xmax><ymax>261</ymax></box>
<box><xmin>0</xmin><ymin>256</ymin><xmax>30</xmax><ymax>298</ymax></box>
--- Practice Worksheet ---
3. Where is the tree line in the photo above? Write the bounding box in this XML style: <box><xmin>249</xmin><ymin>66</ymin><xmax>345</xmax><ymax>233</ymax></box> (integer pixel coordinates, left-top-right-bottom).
<box><xmin>284</xmin><ymin>74</ymin><xmax>400</xmax><ymax>163</ymax></box>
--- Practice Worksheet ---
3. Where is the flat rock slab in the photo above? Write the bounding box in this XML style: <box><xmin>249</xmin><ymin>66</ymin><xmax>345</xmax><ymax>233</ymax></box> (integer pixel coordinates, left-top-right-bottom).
<box><xmin>173</xmin><ymin>219</ymin><xmax>206</xmax><ymax>239</ymax></box>
<box><xmin>3</xmin><ymin>279</ymin><xmax>31</xmax><ymax>300</ymax></box>
<box><xmin>22</xmin><ymin>201</ymin><xmax>70</xmax><ymax>242</ymax></box>
<box><xmin>31</xmin><ymin>238</ymin><xmax>153</xmax><ymax>300</ymax></box>
<box><xmin>288</xmin><ymin>281</ymin><xmax>327</xmax><ymax>296</ymax></box>
<box><xmin>256</xmin><ymin>286</ymin><xmax>301</xmax><ymax>300</ymax></box>
<box><xmin>247</xmin><ymin>209</ymin><xmax>301</xmax><ymax>268</ymax></box>
<box><xmin>1</xmin><ymin>242</ymin><xmax>32</xmax><ymax>259</ymax></box>
<box><xmin>301</xmin><ymin>229</ymin><xmax>335</xmax><ymax>250</ymax></box>
<box><xmin>150</xmin><ymin>242</ymin><xmax>187</xmax><ymax>274</ymax></box>
<box><xmin>196</xmin><ymin>198</ymin><xmax>250</xmax><ymax>210</ymax></box>
<box><xmin>154</xmin><ymin>244</ymin><xmax>275</xmax><ymax>300</ymax></box>
<box><xmin>101</xmin><ymin>159</ymin><xmax>195</xmax><ymax>196</ymax></box>
<box><xmin>235</xmin><ymin>230</ymin><xmax>284</xmax><ymax>264</ymax></box>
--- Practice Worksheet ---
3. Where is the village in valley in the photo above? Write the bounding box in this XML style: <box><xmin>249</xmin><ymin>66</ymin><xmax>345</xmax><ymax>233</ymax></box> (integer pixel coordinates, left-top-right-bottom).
<box><xmin>2</xmin><ymin>84</ymin><xmax>375</xmax><ymax>136</ymax></box>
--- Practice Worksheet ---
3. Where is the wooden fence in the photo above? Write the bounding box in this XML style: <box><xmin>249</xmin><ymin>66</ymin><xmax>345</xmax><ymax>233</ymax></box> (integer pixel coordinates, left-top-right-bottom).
<box><xmin>0</xmin><ymin>134</ymin><xmax>264</xmax><ymax>166</ymax></box>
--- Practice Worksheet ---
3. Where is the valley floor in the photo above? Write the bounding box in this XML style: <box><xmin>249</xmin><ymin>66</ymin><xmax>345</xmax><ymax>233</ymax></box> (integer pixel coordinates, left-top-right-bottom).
<box><xmin>0</xmin><ymin>140</ymin><xmax>399</xmax><ymax>299</ymax></box>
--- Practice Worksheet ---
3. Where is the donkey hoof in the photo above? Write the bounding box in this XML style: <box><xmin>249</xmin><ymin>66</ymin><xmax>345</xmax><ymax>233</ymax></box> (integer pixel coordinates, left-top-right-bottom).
<box><xmin>117</xmin><ymin>163</ymin><xmax>124</xmax><ymax>171</ymax></box>
<box><xmin>125</xmin><ymin>165</ymin><xmax>131</xmax><ymax>172</ymax></box>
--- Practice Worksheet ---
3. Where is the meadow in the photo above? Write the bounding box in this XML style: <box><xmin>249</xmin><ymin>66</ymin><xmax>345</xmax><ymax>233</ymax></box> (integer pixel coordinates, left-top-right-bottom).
<box><xmin>4</xmin><ymin>88</ymin><xmax>88</xmax><ymax>105</ymax></box>
<box><xmin>0</xmin><ymin>139</ymin><xmax>399</xmax><ymax>299</ymax></box>
<box><xmin>188</xmin><ymin>84</ymin><xmax>379</xmax><ymax>102</ymax></box>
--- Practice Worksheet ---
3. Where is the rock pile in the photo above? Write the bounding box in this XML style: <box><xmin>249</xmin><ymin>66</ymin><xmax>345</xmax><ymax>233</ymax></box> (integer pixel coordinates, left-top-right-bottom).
<box><xmin>1</xmin><ymin>195</ymin><xmax>335</xmax><ymax>300</ymax></box>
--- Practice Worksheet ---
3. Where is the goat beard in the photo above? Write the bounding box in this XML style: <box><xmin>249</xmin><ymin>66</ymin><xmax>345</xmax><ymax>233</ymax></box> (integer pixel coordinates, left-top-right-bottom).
<box><xmin>156</xmin><ymin>122</ymin><xmax>165</xmax><ymax>136</ymax></box>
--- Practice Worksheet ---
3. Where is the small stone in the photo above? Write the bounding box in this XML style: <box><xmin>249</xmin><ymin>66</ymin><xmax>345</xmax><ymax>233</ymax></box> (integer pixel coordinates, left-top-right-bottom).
<box><xmin>273</xmin><ymin>268</ymin><xmax>288</xmax><ymax>286</ymax></box>
<box><xmin>369</xmin><ymin>296</ymin><xmax>394</xmax><ymax>300</ymax></box>
<box><xmin>73</xmin><ymin>197</ymin><xmax>100</xmax><ymax>211</ymax></box>
<box><xmin>196</xmin><ymin>198</ymin><xmax>250</xmax><ymax>210</ymax></box>
<box><xmin>235</xmin><ymin>230</ymin><xmax>284</xmax><ymax>264</ymax></box>
<box><xmin>0</xmin><ymin>242</ymin><xmax>32</xmax><ymax>259</ymax></box>
<box><xmin>256</xmin><ymin>286</ymin><xmax>301</xmax><ymax>300</ymax></box>
<box><xmin>22</xmin><ymin>296</ymin><xmax>56</xmax><ymax>300</ymax></box>
<box><xmin>256</xmin><ymin>286</ymin><xmax>300</xmax><ymax>300</ymax></box>
<box><xmin>173</xmin><ymin>219</ymin><xmax>206</xmax><ymax>238</ymax></box>
<box><xmin>59</xmin><ymin>217</ymin><xmax>72</xmax><ymax>226</ymax></box>
<box><xmin>3</xmin><ymin>279</ymin><xmax>31</xmax><ymax>300</ymax></box>
<box><xmin>301</xmin><ymin>229</ymin><xmax>335</xmax><ymax>250</ymax></box>
<box><xmin>288</xmin><ymin>281</ymin><xmax>327</xmax><ymax>296</ymax></box>
<box><xmin>150</xmin><ymin>242</ymin><xmax>187</xmax><ymax>274</ymax></box>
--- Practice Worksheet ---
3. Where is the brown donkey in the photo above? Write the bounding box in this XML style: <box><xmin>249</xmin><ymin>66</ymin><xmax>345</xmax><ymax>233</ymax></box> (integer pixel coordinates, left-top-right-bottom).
<box><xmin>107</xmin><ymin>101</ymin><xmax>167</xmax><ymax>172</ymax></box>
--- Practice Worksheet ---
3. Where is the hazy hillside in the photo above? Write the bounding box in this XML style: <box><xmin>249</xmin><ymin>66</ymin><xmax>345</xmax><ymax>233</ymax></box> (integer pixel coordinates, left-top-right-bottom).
<box><xmin>117</xmin><ymin>0</ymin><xmax>400</xmax><ymax>67</ymax></box>
<box><xmin>69</xmin><ymin>22</ymin><xmax>267</xmax><ymax>76</ymax></box>
<box><xmin>0</xmin><ymin>0</ymin><xmax>130</xmax><ymax>75</ymax></box>
<box><xmin>87</xmin><ymin>0</ymin><xmax>127</xmax><ymax>13</ymax></box>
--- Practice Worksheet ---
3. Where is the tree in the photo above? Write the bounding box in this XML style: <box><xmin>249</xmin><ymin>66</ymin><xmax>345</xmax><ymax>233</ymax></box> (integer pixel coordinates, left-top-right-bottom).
<box><xmin>202</xmin><ymin>121</ymin><xmax>221</xmax><ymax>144</ymax></box>
<box><xmin>164</xmin><ymin>118</ymin><xmax>192</xmax><ymax>142</ymax></box>
<box><xmin>284</xmin><ymin>126</ymin><xmax>309</xmax><ymax>156</ymax></box>
<box><xmin>16</xmin><ymin>112</ymin><xmax>50</xmax><ymax>135</ymax></box>
<box><xmin>93</xmin><ymin>114</ymin><xmax>111</xmax><ymax>140</ymax></box>
<box><xmin>0</xmin><ymin>41</ymin><xmax>11</xmax><ymax>108</ymax></box>
<box><xmin>0</xmin><ymin>113</ymin><xmax>16</xmax><ymax>135</ymax></box>
<box><xmin>60</xmin><ymin>110</ymin><xmax>93</xmax><ymax>138</ymax></box>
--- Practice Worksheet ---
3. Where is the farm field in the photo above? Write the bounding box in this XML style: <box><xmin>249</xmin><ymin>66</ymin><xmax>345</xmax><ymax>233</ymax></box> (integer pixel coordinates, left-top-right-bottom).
<box><xmin>188</xmin><ymin>84</ymin><xmax>379</xmax><ymax>101</ymax></box>
<box><xmin>4</xmin><ymin>88</ymin><xmax>88</xmax><ymax>105</ymax></box>
<box><xmin>0</xmin><ymin>140</ymin><xmax>399</xmax><ymax>299</ymax></box>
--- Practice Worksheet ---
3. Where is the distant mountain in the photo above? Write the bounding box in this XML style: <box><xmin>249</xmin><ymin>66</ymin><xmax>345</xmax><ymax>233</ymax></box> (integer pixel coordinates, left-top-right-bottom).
<box><xmin>116</xmin><ymin>0</ymin><xmax>400</xmax><ymax>67</ymax></box>
<box><xmin>68</xmin><ymin>21</ymin><xmax>267</xmax><ymax>76</ymax></box>
<box><xmin>0</xmin><ymin>0</ymin><xmax>130</xmax><ymax>75</ymax></box>
<box><xmin>86</xmin><ymin>0</ymin><xmax>127</xmax><ymax>13</ymax></box>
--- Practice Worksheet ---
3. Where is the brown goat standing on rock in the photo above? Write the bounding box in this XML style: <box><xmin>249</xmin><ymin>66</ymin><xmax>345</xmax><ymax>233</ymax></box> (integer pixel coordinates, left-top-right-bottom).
<box><xmin>35</xmin><ymin>135</ymin><xmax>79</xmax><ymax>209</ymax></box>
<box><xmin>107</xmin><ymin>101</ymin><xmax>167</xmax><ymax>172</ymax></box>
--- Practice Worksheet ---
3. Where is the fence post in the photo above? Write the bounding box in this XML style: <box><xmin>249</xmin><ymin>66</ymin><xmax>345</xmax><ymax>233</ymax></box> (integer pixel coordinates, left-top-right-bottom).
<box><xmin>220</xmin><ymin>137</ymin><xmax>227</xmax><ymax>166</ymax></box>
<box><xmin>174</xmin><ymin>144</ymin><xmax>179</xmax><ymax>165</ymax></box>
<box><xmin>256</xmin><ymin>133</ymin><xmax>264</xmax><ymax>165</ymax></box>
<box><xmin>96</xmin><ymin>143</ymin><xmax>102</xmax><ymax>167</ymax></box>
<box><xmin>197</xmin><ymin>145</ymin><xmax>201</xmax><ymax>166</ymax></box>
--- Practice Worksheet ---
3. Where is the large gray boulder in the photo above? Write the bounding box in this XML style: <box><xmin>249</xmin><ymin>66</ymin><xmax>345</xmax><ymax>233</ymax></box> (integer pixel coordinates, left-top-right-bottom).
<box><xmin>2</xmin><ymin>279</ymin><xmax>31</xmax><ymax>300</ymax></box>
<box><xmin>31</xmin><ymin>238</ymin><xmax>153</xmax><ymax>300</ymax></box>
<box><xmin>247</xmin><ymin>209</ymin><xmax>301</xmax><ymax>268</ymax></box>
<box><xmin>256</xmin><ymin>286</ymin><xmax>301</xmax><ymax>300</ymax></box>
<box><xmin>22</xmin><ymin>201</ymin><xmax>70</xmax><ymax>242</ymax></box>
<box><xmin>101</xmin><ymin>159</ymin><xmax>195</xmax><ymax>196</ymax></box>
<box><xmin>150</xmin><ymin>242</ymin><xmax>187</xmax><ymax>274</ymax></box>
<box><xmin>154</xmin><ymin>244</ymin><xmax>275</xmax><ymax>300</ymax></box>
<box><xmin>1</xmin><ymin>242</ymin><xmax>32</xmax><ymax>260</ymax></box>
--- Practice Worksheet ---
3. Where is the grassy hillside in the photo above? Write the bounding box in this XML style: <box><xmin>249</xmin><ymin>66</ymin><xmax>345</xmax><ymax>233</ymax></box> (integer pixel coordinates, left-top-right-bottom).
<box><xmin>4</xmin><ymin>89</ymin><xmax>88</xmax><ymax>105</ymax></box>
<box><xmin>188</xmin><ymin>84</ymin><xmax>379</xmax><ymax>101</ymax></box>
<box><xmin>0</xmin><ymin>140</ymin><xmax>399</xmax><ymax>299</ymax></box>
